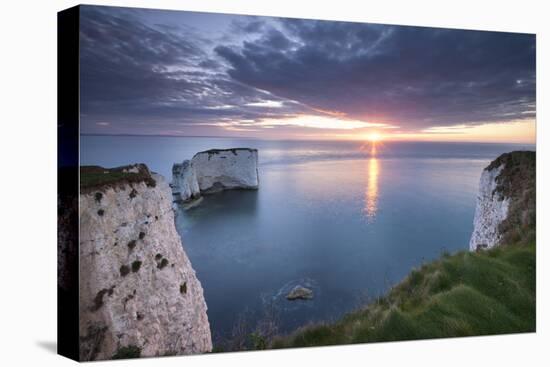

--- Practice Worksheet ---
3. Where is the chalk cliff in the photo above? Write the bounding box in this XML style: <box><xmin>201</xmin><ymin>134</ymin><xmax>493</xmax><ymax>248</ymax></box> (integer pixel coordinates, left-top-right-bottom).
<box><xmin>469</xmin><ymin>151</ymin><xmax>536</xmax><ymax>251</ymax></box>
<box><xmin>172</xmin><ymin>160</ymin><xmax>201</xmax><ymax>203</ymax></box>
<box><xmin>172</xmin><ymin>148</ymin><xmax>259</xmax><ymax>202</ymax></box>
<box><xmin>78</xmin><ymin>164</ymin><xmax>212</xmax><ymax>360</ymax></box>
<box><xmin>469</xmin><ymin>164</ymin><xmax>509</xmax><ymax>251</ymax></box>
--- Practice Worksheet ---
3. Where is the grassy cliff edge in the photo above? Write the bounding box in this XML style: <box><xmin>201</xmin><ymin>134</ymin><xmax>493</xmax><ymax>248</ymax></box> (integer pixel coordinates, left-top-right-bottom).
<box><xmin>80</xmin><ymin>164</ymin><xmax>156</xmax><ymax>194</ymax></box>
<box><xmin>272</xmin><ymin>243</ymin><xmax>535</xmax><ymax>348</ymax></box>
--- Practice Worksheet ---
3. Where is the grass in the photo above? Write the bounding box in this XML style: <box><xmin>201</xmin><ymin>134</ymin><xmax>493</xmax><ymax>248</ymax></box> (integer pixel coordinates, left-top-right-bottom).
<box><xmin>488</xmin><ymin>151</ymin><xmax>536</xmax><ymax>246</ymax></box>
<box><xmin>272</xmin><ymin>242</ymin><xmax>535</xmax><ymax>349</ymax></box>
<box><xmin>195</xmin><ymin>148</ymin><xmax>257</xmax><ymax>158</ymax></box>
<box><xmin>80</xmin><ymin>164</ymin><xmax>156</xmax><ymax>193</ymax></box>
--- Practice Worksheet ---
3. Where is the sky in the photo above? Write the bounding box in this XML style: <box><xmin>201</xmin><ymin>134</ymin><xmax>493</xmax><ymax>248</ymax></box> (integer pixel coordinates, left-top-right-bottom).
<box><xmin>79</xmin><ymin>5</ymin><xmax>536</xmax><ymax>143</ymax></box>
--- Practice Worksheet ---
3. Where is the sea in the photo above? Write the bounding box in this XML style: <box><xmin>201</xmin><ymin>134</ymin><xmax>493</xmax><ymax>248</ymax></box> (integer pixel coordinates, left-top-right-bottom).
<box><xmin>81</xmin><ymin>135</ymin><xmax>534</xmax><ymax>341</ymax></box>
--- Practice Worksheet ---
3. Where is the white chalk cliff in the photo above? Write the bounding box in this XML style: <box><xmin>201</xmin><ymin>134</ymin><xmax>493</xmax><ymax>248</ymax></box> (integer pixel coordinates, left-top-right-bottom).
<box><xmin>78</xmin><ymin>165</ymin><xmax>212</xmax><ymax>360</ymax></box>
<box><xmin>172</xmin><ymin>148</ymin><xmax>259</xmax><ymax>202</ymax></box>
<box><xmin>172</xmin><ymin>160</ymin><xmax>201</xmax><ymax>203</ymax></box>
<box><xmin>469</xmin><ymin>164</ymin><xmax>510</xmax><ymax>251</ymax></box>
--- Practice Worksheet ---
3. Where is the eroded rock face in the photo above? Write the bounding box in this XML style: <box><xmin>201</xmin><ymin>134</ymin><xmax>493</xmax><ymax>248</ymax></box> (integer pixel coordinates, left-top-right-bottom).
<box><xmin>78</xmin><ymin>171</ymin><xmax>212</xmax><ymax>360</ymax></box>
<box><xmin>469</xmin><ymin>164</ymin><xmax>510</xmax><ymax>251</ymax></box>
<box><xmin>58</xmin><ymin>194</ymin><xmax>78</xmax><ymax>292</ymax></box>
<box><xmin>171</xmin><ymin>160</ymin><xmax>201</xmax><ymax>203</ymax></box>
<box><xmin>172</xmin><ymin>148</ymin><xmax>259</xmax><ymax>202</ymax></box>
<box><xmin>191</xmin><ymin>148</ymin><xmax>259</xmax><ymax>193</ymax></box>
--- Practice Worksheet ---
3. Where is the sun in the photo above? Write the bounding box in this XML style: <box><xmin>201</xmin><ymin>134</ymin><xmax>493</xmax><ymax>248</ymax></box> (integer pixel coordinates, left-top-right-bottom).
<box><xmin>367</xmin><ymin>132</ymin><xmax>382</xmax><ymax>142</ymax></box>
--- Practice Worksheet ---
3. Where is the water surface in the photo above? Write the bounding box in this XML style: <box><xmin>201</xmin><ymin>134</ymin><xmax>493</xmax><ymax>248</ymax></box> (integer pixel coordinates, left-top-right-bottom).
<box><xmin>81</xmin><ymin>136</ymin><xmax>534</xmax><ymax>340</ymax></box>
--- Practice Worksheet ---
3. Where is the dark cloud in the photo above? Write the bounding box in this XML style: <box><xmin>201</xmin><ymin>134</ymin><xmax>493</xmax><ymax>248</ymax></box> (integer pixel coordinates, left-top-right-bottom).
<box><xmin>216</xmin><ymin>19</ymin><xmax>536</xmax><ymax>129</ymax></box>
<box><xmin>79</xmin><ymin>7</ymin><xmax>305</xmax><ymax>134</ymax></box>
<box><xmin>229</xmin><ymin>18</ymin><xmax>266</xmax><ymax>34</ymax></box>
<box><xmin>80</xmin><ymin>6</ymin><xmax>536</xmax><ymax>136</ymax></box>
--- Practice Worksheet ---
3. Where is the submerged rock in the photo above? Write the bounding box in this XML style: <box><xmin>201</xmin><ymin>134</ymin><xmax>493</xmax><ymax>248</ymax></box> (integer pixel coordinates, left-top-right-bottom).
<box><xmin>286</xmin><ymin>286</ymin><xmax>314</xmax><ymax>301</ymax></box>
<box><xmin>171</xmin><ymin>148</ymin><xmax>259</xmax><ymax>204</ymax></box>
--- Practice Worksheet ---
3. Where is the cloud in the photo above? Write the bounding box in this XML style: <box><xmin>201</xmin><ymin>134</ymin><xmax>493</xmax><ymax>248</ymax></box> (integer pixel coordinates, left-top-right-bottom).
<box><xmin>229</xmin><ymin>17</ymin><xmax>267</xmax><ymax>34</ymax></box>
<box><xmin>245</xmin><ymin>100</ymin><xmax>284</xmax><ymax>108</ymax></box>
<box><xmin>216</xmin><ymin>19</ymin><xmax>536</xmax><ymax>129</ymax></box>
<box><xmin>256</xmin><ymin>115</ymin><xmax>392</xmax><ymax>130</ymax></box>
<box><xmin>79</xmin><ymin>7</ymin><xmax>309</xmax><ymax>134</ymax></box>
<box><xmin>79</xmin><ymin>6</ymin><xmax>536</xmax><ymax>137</ymax></box>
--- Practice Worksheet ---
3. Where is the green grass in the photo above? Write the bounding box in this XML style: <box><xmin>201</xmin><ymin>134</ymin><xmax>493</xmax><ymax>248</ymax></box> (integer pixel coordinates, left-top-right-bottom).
<box><xmin>487</xmin><ymin>151</ymin><xmax>535</xmax><ymax>246</ymax></box>
<box><xmin>80</xmin><ymin>164</ymin><xmax>156</xmax><ymax>193</ymax></box>
<box><xmin>272</xmin><ymin>243</ymin><xmax>535</xmax><ymax>349</ymax></box>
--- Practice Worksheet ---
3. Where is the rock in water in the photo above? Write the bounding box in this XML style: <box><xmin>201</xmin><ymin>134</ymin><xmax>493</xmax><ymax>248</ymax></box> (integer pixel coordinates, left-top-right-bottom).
<box><xmin>469</xmin><ymin>151</ymin><xmax>536</xmax><ymax>251</ymax></box>
<box><xmin>171</xmin><ymin>160</ymin><xmax>201</xmax><ymax>203</ymax></box>
<box><xmin>171</xmin><ymin>148</ymin><xmax>259</xmax><ymax>202</ymax></box>
<box><xmin>191</xmin><ymin>148</ymin><xmax>259</xmax><ymax>193</ymax></box>
<box><xmin>286</xmin><ymin>286</ymin><xmax>314</xmax><ymax>301</ymax></box>
<box><xmin>78</xmin><ymin>165</ymin><xmax>212</xmax><ymax>360</ymax></box>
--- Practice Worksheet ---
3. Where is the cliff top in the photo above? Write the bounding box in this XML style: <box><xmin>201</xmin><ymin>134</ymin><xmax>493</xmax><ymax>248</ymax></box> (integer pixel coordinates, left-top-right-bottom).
<box><xmin>487</xmin><ymin>150</ymin><xmax>536</xmax><ymax>246</ymax></box>
<box><xmin>80</xmin><ymin>164</ymin><xmax>156</xmax><ymax>193</ymax></box>
<box><xmin>487</xmin><ymin>150</ymin><xmax>535</xmax><ymax>195</ymax></box>
<box><xmin>193</xmin><ymin>148</ymin><xmax>257</xmax><ymax>159</ymax></box>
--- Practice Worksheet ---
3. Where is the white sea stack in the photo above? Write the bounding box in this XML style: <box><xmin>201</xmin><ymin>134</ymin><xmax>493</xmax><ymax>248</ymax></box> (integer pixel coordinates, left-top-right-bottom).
<box><xmin>172</xmin><ymin>148</ymin><xmax>259</xmax><ymax>202</ymax></box>
<box><xmin>78</xmin><ymin>165</ymin><xmax>212</xmax><ymax>360</ymax></box>
<box><xmin>469</xmin><ymin>164</ymin><xmax>509</xmax><ymax>251</ymax></box>
<box><xmin>171</xmin><ymin>160</ymin><xmax>201</xmax><ymax>203</ymax></box>
<box><xmin>192</xmin><ymin>148</ymin><xmax>259</xmax><ymax>193</ymax></box>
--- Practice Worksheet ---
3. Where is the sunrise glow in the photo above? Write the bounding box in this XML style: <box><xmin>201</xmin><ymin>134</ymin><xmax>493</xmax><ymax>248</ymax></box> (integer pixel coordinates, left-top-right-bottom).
<box><xmin>79</xmin><ymin>7</ymin><xmax>536</xmax><ymax>145</ymax></box>
<box><xmin>367</xmin><ymin>132</ymin><xmax>383</xmax><ymax>142</ymax></box>
<box><xmin>255</xmin><ymin>115</ymin><xmax>391</xmax><ymax>130</ymax></box>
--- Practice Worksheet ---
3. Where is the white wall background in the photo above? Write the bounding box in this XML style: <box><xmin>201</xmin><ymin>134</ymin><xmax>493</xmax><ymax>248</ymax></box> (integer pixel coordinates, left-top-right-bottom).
<box><xmin>0</xmin><ymin>0</ymin><xmax>547</xmax><ymax>365</ymax></box>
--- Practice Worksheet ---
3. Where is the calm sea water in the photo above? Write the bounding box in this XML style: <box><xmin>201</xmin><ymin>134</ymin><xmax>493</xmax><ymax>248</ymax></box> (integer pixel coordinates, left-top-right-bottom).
<box><xmin>81</xmin><ymin>135</ymin><xmax>534</xmax><ymax>340</ymax></box>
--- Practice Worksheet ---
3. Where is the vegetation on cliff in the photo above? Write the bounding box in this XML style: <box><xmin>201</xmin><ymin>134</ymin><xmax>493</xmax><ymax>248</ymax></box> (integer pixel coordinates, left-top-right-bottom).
<box><xmin>193</xmin><ymin>148</ymin><xmax>258</xmax><ymax>159</ymax></box>
<box><xmin>80</xmin><ymin>164</ymin><xmax>156</xmax><ymax>193</ymax></box>
<box><xmin>272</xmin><ymin>242</ymin><xmax>535</xmax><ymax>348</ymax></box>
<box><xmin>488</xmin><ymin>151</ymin><xmax>536</xmax><ymax>246</ymax></box>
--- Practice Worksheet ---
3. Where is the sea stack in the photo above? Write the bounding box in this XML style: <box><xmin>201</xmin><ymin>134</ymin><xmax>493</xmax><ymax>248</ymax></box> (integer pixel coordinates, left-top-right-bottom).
<box><xmin>77</xmin><ymin>164</ymin><xmax>212</xmax><ymax>360</ymax></box>
<box><xmin>469</xmin><ymin>151</ymin><xmax>536</xmax><ymax>251</ymax></box>
<box><xmin>172</xmin><ymin>148</ymin><xmax>259</xmax><ymax>202</ymax></box>
<box><xmin>172</xmin><ymin>160</ymin><xmax>201</xmax><ymax>203</ymax></box>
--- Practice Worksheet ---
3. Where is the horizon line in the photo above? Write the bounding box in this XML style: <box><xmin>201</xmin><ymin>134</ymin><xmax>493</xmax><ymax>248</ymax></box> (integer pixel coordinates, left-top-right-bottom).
<box><xmin>79</xmin><ymin>133</ymin><xmax>536</xmax><ymax>145</ymax></box>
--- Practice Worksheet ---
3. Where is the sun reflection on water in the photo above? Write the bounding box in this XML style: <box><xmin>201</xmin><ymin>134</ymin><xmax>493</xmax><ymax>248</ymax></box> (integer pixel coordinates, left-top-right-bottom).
<box><xmin>364</xmin><ymin>143</ymin><xmax>380</xmax><ymax>222</ymax></box>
